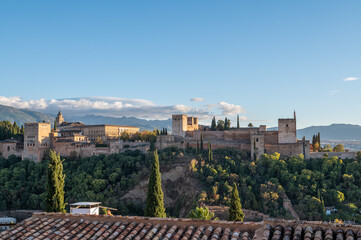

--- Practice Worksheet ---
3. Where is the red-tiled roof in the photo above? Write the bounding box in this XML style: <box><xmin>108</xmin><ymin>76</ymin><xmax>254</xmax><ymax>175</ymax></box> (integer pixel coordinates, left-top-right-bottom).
<box><xmin>0</xmin><ymin>212</ymin><xmax>260</xmax><ymax>239</ymax></box>
<box><xmin>258</xmin><ymin>219</ymin><xmax>361</xmax><ymax>240</ymax></box>
<box><xmin>2</xmin><ymin>213</ymin><xmax>361</xmax><ymax>240</ymax></box>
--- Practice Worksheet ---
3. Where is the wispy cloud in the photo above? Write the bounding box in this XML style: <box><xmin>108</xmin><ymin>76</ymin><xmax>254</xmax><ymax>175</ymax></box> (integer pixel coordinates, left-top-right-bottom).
<box><xmin>190</xmin><ymin>97</ymin><xmax>204</xmax><ymax>102</ymax></box>
<box><xmin>329</xmin><ymin>90</ymin><xmax>340</xmax><ymax>96</ymax></box>
<box><xmin>344</xmin><ymin>77</ymin><xmax>359</xmax><ymax>81</ymax></box>
<box><xmin>0</xmin><ymin>96</ymin><xmax>246</xmax><ymax>121</ymax></box>
<box><xmin>217</xmin><ymin>101</ymin><xmax>245</xmax><ymax>116</ymax></box>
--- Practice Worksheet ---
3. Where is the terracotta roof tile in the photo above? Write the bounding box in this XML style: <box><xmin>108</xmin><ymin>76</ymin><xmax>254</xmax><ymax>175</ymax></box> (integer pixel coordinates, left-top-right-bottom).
<box><xmin>4</xmin><ymin>213</ymin><xmax>361</xmax><ymax>240</ymax></box>
<box><xmin>0</xmin><ymin>213</ymin><xmax>260</xmax><ymax>240</ymax></box>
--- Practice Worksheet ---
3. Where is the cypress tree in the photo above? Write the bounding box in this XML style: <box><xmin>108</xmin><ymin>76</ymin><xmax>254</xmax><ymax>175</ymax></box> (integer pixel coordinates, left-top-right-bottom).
<box><xmin>317</xmin><ymin>132</ymin><xmax>321</xmax><ymax>147</ymax></box>
<box><xmin>197</xmin><ymin>140</ymin><xmax>200</xmax><ymax>154</ymax></box>
<box><xmin>228</xmin><ymin>183</ymin><xmax>244</xmax><ymax>221</ymax></box>
<box><xmin>200</xmin><ymin>133</ymin><xmax>204</xmax><ymax>151</ymax></box>
<box><xmin>145</xmin><ymin>150</ymin><xmax>166</xmax><ymax>217</ymax></box>
<box><xmin>237</xmin><ymin>115</ymin><xmax>240</xmax><ymax>129</ymax></box>
<box><xmin>224</xmin><ymin>118</ymin><xmax>228</xmax><ymax>130</ymax></box>
<box><xmin>54</xmin><ymin>120</ymin><xmax>57</xmax><ymax>131</ymax></box>
<box><xmin>211</xmin><ymin>117</ymin><xmax>216</xmax><ymax>130</ymax></box>
<box><xmin>45</xmin><ymin>150</ymin><xmax>66</xmax><ymax>213</ymax></box>
<box><xmin>208</xmin><ymin>142</ymin><xmax>213</xmax><ymax>162</ymax></box>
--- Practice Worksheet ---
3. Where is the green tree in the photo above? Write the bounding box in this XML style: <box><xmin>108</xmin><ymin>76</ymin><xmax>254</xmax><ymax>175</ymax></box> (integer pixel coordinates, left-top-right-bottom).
<box><xmin>217</xmin><ymin>120</ymin><xmax>225</xmax><ymax>130</ymax></box>
<box><xmin>200</xmin><ymin>133</ymin><xmax>204</xmax><ymax>151</ymax></box>
<box><xmin>228</xmin><ymin>183</ymin><xmax>244</xmax><ymax>221</ymax></box>
<box><xmin>188</xmin><ymin>206</ymin><xmax>215</xmax><ymax>220</ymax></box>
<box><xmin>208</xmin><ymin>142</ymin><xmax>213</xmax><ymax>162</ymax></box>
<box><xmin>248</xmin><ymin>123</ymin><xmax>253</xmax><ymax>128</ymax></box>
<box><xmin>120</xmin><ymin>132</ymin><xmax>130</xmax><ymax>141</ymax></box>
<box><xmin>237</xmin><ymin>115</ymin><xmax>240</xmax><ymax>129</ymax></box>
<box><xmin>145</xmin><ymin>150</ymin><xmax>166</xmax><ymax>217</ymax></box>
<box><xmin>211</xmin><ymin>117</ymin><xmax>216</xmax><ymax>131</ymax></box>
<box><xmin>197</xmin><ymin>140</ymin><xmax>200</xmax><ymax>154</ymax></box>
<box><xmin>356</xmin><ymin>151</ymin><xmax>361</xmax><ymax>161</ymax></box>
<box><xmin>45</xmin><ymin>150</ymin><xmax>66</xmax><ymax>213</ymax></box>
<box><xmin>333</xmin><ymin>144</ymin><xmax>345</xmax><ymax>152</ymax></box>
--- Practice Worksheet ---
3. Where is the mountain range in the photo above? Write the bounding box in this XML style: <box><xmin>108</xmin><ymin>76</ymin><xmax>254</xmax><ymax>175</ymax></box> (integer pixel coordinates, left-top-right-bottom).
<box><xmin>0</xmin><ymin>104</ymin><xmax>55</xmax><ymax>126</ymax></box>
<box><xmin>1</xmin><ymin>104</ymin><xmax>361</xmax><ymax>141</ymax></box>
<box><xmin>0</xmin><ymin>104</ymin><xmax>171</xmax><ymax>131</ymax></box>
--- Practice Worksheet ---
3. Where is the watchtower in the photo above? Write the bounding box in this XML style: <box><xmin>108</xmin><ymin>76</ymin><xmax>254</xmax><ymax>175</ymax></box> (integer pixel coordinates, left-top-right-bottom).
<box><xmin>172</xmin><ymin>114</ymin><xmax>188</xmax><ymax>137</ymax></box>
<box><xmin>278</xmin><ymin>111</ymin><xmax>297</xmax><ymax>144</ymax></box>
<box><xmin>22</xmin><ymin>122</ymin><xmax>51</xmax><ymax>162</ymax></box>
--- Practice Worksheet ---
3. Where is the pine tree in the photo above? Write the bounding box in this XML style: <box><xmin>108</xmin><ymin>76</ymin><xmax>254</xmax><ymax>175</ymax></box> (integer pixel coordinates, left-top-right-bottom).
<box><xmin>45</xmin><ymin>150</ymin><xmax>66</xmax><ymax>213</ymax></box>
<box><xmin>228</xmin><ymin>183</ymin><xmax>244</xmax><ymax>221</ymax></box>
<box><xmin>200</xmin><ymin>133</ymin><xmax>204</xmax><ymax>151</ymax></box>
<box><xmin>237</xmin><ymin>115</ymin><xmax>240</xmax><ymax>129</ymax></box>
<box><xmin>145</xmin><ymin>150</ymin><xmax>166</xmax><ymax>217</ymax></box>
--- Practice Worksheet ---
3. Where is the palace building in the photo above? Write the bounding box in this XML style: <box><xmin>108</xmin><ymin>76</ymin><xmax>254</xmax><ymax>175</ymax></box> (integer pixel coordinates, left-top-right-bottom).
<box><xmin>158</xmin><ymin>112</ymin><xmax>311</xmax><ymax>159</ymax></box>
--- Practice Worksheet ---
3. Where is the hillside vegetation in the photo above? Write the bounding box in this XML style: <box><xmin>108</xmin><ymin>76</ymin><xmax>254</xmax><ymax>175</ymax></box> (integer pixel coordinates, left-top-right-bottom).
<box><xmin>192</xmin><ymin>148</ymin><xmax>361</xmax><ymax>222</ymax></box>
<box><xmin>1</xmin><ymin>148</ymin><xmax>361</xmax><ymax>222</ymax></box>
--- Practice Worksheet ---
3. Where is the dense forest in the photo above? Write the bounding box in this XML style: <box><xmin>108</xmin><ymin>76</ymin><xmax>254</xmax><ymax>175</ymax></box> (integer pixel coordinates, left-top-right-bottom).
<box><xmin>191</xmin><ymin>147</ymin><xmax>361</xmax><ymax>222</ymax></box>
<box><xmin>0</xmin><ymin>151</ymin><xmax>154</xmax><ymax>215</ymax></box>
<box><xmin>0</xmin><ymin>121</ymin><xmax>23</xmax><ymax>141</ymax></box>
<box><xmin>1</xmin><ymin>147</ymin><xmax>361</xmax><ymax>222</ymax></box>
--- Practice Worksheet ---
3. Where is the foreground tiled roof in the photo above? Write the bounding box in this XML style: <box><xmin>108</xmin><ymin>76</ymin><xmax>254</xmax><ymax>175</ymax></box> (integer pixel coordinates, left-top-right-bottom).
<box><xmin>0</xmin><ymin>212</ymin><xmax>261</xmax><ymax>240</ymax></box>
<box><xmin>259</xmin><ymin>219</ymin><xmax>361</xmax><ymax>240</ymax></box>
<box><xmin>2</xmin><ymin>212</ymin><xmax>361</xmax><ymax>240</ymax></box>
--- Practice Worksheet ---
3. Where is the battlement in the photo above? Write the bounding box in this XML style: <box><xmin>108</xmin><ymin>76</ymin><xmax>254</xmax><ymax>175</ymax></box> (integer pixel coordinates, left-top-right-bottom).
<box><xmin>172</xmin><ymin>114</ymin><xmax>198</xmax><ymax>137</ymax></box>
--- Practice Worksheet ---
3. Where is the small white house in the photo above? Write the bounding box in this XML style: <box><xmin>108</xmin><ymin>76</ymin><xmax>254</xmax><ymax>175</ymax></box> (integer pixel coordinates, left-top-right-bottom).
<box><xmin>69</xmin><ymin>202</ymin><xmax>101</xmax><ymax>215</ymax></box>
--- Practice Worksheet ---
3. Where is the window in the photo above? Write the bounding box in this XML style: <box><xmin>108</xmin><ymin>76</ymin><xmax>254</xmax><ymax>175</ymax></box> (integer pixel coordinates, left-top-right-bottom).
<box><xmin>286</xmin><ymin>124</ymin><xmax>289</xmax><ymax>128</ymax></box>
<box><xmin>7</xmin><ymin>146</ymin><xmax>10</xmax><ymax>151</ymax></box>
<box><xmin>256</xmin><ymin>138</ymin><xmax>259</xmax><ymax>142</ymax></box>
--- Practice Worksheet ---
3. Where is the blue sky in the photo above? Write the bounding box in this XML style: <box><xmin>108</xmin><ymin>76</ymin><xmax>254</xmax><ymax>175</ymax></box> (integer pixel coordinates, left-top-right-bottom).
<box><xmin>0</xmin><ymin>1</ymin><xmax>360</xmax><ymax>128</ymax></box>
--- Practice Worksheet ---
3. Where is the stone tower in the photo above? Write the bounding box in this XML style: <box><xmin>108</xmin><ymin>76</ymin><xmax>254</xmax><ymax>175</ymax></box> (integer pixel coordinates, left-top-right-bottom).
<box><xmin>172</xmin><ymin>114</ymin><xmax>188</xmax><ymax>137</ymax></box>
<box><xmin>22</xmin><ymin>122</ymin><xmax>51</xmax><ymax>162</ymax></box>
<box><xmin>55</xmin><ymin>111</ymin><xmax>64</xmax><ymax>127</ymax></box>
<box><xmin>278</xmin><ymin>112</ymin><xmax>297</xmax><ymax>144</ymax></box>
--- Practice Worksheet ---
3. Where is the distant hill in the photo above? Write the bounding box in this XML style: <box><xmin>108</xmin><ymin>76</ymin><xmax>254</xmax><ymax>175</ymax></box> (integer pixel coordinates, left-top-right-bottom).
<box><xmin>297</xmin><ymin>124</ymin><xmax>361</xmax><ymax>141</ymax></box>
<box><xmin>0</xmin><ymin>104</ymin><xmax>54</xmax><ymax>126</ymax></box>
<box><xmin>67</xmin><ymin>115</ymin><xmax>172</xmax><ymax>131</ymax></box>
<box><xmin>268</xmin><ymin>124</ymin><xmax>361</xmax><ymax>141</ymax></box>
<box><xmin>0</xmin><ymin>104</ymin><xmax>171</xmax><ymax>131</ymax></box>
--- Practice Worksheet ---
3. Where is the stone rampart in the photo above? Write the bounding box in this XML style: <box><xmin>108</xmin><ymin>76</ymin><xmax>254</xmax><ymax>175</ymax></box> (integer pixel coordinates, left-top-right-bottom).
<box><xmin>309</xmin><ymin>152</ymin><xmax>357</xmax><ymax>159</ymax></box>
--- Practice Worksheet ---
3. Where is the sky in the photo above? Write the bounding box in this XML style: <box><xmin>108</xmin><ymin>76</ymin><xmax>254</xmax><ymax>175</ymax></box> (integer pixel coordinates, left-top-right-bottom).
<box><xmin>0</xmin><ymin>1</ymin><xmax>360</xmax><ymax>128</ymax></box>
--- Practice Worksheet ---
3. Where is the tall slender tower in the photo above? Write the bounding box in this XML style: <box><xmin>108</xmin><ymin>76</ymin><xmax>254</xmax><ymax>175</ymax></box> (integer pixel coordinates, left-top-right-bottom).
<box><xmin>55</xmin><ymin>111</ymin><xmax>64</xmax><ymax>127</ymax></box>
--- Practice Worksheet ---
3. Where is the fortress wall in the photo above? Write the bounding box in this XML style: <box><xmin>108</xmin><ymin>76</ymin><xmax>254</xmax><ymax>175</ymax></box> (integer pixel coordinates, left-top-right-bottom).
<box><xmin>224</xmin><ymin>130</ymin><xmax>251</xmax><ymax>142</ymax></box>
<box><xmin>309</xmin><ymin>152</ymin><xmax>357</xmax><ymax>159</ymax></box>
<box><xmin>0</xmin><ymin>142</ymin><xmax>22</xmax><ymax>158</ymax></box>
<box><xmin>265</xmin><ymin>143</ymin><xmax>304</xmax><ymax>157</ymax></box>
<box><xmin>264</xmin><ymin>131</ymin><xmax>278</xmax><ymax>144</ymax></box>
<box><xmin>194</xmin><ymin>131</ymin><xmax>225</xmax><ymax>141</ymax></box>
